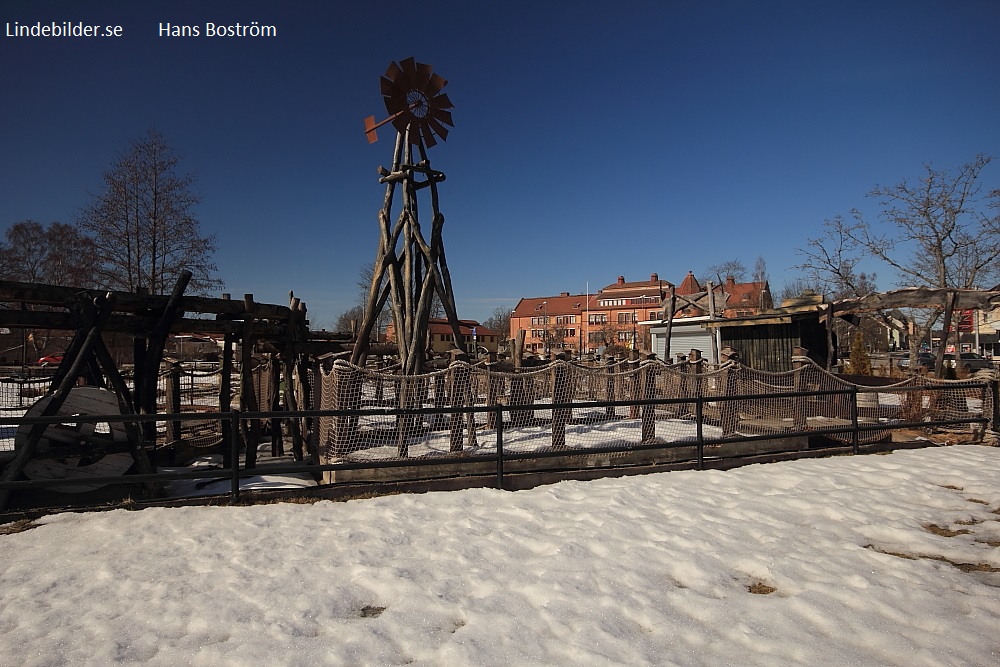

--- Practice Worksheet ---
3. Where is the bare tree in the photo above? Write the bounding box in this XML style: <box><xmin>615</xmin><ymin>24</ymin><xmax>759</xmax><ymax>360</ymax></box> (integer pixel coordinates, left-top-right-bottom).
<box><xmin>799</xmin><ymin>155</ymin><xmax>1000</xmax><ymax>373</ymax></box>
<box><xmin>1</xmin><ymin>220</ymin><xmax>95</xmax><ymax>286</ymax></box>
<box><xmin>355</xmin><ymin>261</ymin><xmax>393</xmax><ymax>339</ymax></box>
<box><xmin>0</xmin><ymin>220</ymin><xmax>97</xmax><ymax>360</ymax></box>
<box><xmin>483</xmin><ymin>305</ymin><xmax>513</xmax><ymax>349</ymax></box>
<box><xmin>333</xmin><ymin>304</ymin><xmax>366</xmax><ymax>336</ymax></box>
<box><xmin>857</xmin><ymin>155</ymin><xmax>1000</xmax><ymax>371</ymax></box>
<box><xmin>704</xmin><ymin>259</ymin><xmax>747</xmax><ymax>285</ymax></box>
<box><xmin>77</xmin><ymin>128</ymin><xmax>221</xmax><ymax>295</ymax></box>
<box><xmin>796</xmin><ymin>216</ymin><xmax>871</xmax><ymax>297</ymax></box>
<box><xmin>858</xmin><ymin>155</ymin><xmax>1000</xmax><ymax>292</ymax></box>
<box><xmin>752</xmin><ymin>255</ymin><xmax>769</xmax><ymax>284</ymax></box>
<box><xmin>777</xmin><ymin>277</ymin><xmax>823</xmax><ymax>304</ymax></box>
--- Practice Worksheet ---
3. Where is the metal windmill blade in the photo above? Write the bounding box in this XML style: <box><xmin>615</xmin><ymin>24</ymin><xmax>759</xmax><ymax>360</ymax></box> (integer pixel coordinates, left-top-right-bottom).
<box><xmin>364</xmin><ymin>57</ymin><xmax>455</xmax><ymax>147</ymax></box>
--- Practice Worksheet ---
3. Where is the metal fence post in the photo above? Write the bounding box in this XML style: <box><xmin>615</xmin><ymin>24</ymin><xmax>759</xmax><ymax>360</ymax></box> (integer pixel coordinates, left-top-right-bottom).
<box><xmin>696</xmin><ymin>393</ymin><xmax>705</xmax><ymax>470</ymax></box>
<box><xmin>495</xmin><ymin>405</ymin><xmax>505</xmax><ymax>490</ymax></box>
<box><xmin>230</xmin><ymin>409</ymin><xmax>241</xmax><ymax>503</ymax></box>
<box><xmin>850</xmin><ymin>386</ymin><xmax>860</xmax><ymax>455</ymax></box>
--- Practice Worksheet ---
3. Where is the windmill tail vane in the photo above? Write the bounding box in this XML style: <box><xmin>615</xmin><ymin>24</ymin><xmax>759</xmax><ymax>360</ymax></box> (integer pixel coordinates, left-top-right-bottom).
<box><xmin>363</xmin><ymin>57</ymin><xmax>454</xmax><ymax>147</ymax></box>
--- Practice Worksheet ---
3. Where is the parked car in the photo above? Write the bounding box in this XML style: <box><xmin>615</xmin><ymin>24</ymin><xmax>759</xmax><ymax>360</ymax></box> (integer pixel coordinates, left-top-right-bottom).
<box><xmin>947</xmin><ymin>352</ymin><xmax>992</xmax><ymax>372</ymax></box>
<box><xmin>896</xmin><ymin>352</ymin><xmax>935</xmax><ymax>371</ymax></box>
<box><xmin>897</xmin><ymin>351</ymin><xmax>992</xmax><ymax>373</ymax></box>
<box><xmin>37</xmin><ymin>354</ymin><xmax>64</xmax><ymax>366</ymax></box>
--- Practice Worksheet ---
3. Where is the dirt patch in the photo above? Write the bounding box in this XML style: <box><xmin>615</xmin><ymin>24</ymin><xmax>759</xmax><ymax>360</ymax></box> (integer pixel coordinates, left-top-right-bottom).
<box><xmin>360</xmin><ymin>605</ymin><xmax>386</xmax><ymax>618</ymax></box>
<box><xmin>747</xmin><ymin>582</ymin><xmax>777</xmax><ymax>595</ymax></box>
<box><xmin>924</xmin><ymin>523</ymin><xmax>972</xmax><ymax>537</ymax></box>
<box><xmin>0</xmin><ymin>519</ymin><xmax>40</xmax><ymax>535</ymax></box>
<box><xmin>865</xmin><ymin>544</ymin><xmax>1000</xmax><ymax>572</ymax></box>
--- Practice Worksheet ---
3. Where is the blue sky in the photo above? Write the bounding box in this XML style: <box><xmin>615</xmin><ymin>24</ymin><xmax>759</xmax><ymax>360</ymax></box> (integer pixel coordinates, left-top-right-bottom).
<box><xmin>3</xmin><ymin>1</ymin><xmax>999</xmax><ymax>328</ymax></box>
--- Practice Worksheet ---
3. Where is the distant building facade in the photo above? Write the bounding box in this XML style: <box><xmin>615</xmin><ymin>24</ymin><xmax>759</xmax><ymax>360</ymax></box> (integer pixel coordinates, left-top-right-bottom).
<box><xmin>510</xmin><ymin>272</ymin><xmax>773</xmax><ymax>357</ymax></box>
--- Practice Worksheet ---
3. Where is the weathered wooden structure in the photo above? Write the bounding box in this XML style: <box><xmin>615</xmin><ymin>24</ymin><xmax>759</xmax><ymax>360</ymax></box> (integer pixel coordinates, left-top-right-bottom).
<box><xmin>0</xmin><ymin>277</ymin><xmax>352</xmax><ymax>509</ymax></box>
<box><xmin>352</xmin><ymin>57</ymin><xmax>466</xmax><ymax>374</ymax></box>
<box><xmin>827</xmin><ymin>287</ymin><xmax>1000</xmax><ymax>372</ymax></box>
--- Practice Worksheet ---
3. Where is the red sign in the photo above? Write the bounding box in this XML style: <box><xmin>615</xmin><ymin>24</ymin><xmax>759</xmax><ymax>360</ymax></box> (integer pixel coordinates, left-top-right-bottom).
<box><xmin>946</xmin><ymin>310</ymin><xmax>975</xmax><ymax>333</ymax></box>
<box><xmin>958</xmin><ymin>309</ymin><xmax>975</xmax><ymax>333</ymax></box>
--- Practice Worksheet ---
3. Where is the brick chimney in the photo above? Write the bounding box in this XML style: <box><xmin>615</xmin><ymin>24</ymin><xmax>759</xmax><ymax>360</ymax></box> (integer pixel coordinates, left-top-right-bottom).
<box><xmin>650</xmin><ymin>273</ymin><xmax>658</xmax><ymax>283</ymax></box>
<box><xmin>617</xmin><ymin>276</ymin><xmax>625</xmax><ymax>285</ymax></box>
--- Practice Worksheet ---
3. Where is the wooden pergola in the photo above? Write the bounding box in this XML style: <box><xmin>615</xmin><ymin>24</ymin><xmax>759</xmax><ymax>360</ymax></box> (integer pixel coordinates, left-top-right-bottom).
<box><xmin>826</xmin><ymin>287</ymin><xmax>1000</xmax><ymax>370</ymax></box>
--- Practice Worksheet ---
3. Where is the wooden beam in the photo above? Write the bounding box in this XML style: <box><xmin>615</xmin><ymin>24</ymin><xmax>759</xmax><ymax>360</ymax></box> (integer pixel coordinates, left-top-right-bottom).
<box><xmin>0</xmin><ymin>279</ymin><xmax>292</xmax><ymax>320</ymax></box>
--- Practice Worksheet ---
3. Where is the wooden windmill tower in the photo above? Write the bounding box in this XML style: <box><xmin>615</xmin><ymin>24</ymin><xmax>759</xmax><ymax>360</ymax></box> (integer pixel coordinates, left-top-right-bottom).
<box><xmin>351</xmin><ymin>57</ymin><xmax>466</xmax><ymax>373</ymax></box>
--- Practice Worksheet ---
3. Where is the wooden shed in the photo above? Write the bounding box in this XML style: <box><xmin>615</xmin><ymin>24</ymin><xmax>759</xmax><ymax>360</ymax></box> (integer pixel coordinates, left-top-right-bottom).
<box><xmin>705</xmin><ymin>294</ymin><xmax>832</xmax><ymax>372</ymax></box>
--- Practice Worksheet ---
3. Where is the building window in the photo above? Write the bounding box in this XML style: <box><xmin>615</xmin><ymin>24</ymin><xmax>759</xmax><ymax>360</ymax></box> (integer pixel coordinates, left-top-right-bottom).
<box><xmin>589</xmin><ymin>313</ymin><xmax>607</xmax><ymax>324</ymax></box>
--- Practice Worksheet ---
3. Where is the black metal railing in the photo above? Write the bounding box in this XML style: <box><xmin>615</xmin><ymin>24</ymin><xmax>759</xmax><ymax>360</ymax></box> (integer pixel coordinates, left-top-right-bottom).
<box><xmin>2</xmin><ymin>378</ymin><xmax>992</xmax><ymax>508</ymax></box>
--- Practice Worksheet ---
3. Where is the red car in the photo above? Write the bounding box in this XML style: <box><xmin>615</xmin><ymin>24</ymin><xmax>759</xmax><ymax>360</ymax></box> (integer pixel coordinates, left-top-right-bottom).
<box><xmin>37</xmin><ymin>354</ymin><xmax>64</xmax><ymax>366</ymax></box>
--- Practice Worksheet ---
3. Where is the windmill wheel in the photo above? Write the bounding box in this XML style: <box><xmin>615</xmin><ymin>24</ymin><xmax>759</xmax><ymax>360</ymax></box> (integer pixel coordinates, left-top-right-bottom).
<box><xmin>380</xmin><ymin>57</ymin><xmax>454</xmax><ymax>148</ymax></box>
<box><xmin>15</xmin><ymin>387</ymin><xmax>133</xmax><ymax>493</ymax></box>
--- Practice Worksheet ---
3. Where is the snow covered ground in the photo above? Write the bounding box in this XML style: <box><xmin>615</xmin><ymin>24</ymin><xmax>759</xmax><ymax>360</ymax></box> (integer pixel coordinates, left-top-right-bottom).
<box><xmin>2</xmin><ymin>445</ymin><xmax>1000</xmax><ymax>666</ymax></box>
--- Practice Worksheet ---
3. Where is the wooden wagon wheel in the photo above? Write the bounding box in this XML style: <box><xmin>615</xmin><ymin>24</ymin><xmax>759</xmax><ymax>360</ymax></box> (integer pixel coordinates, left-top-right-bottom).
<box><xmin>15</xmin><ymin>387</ymin><xmax>133</xmax><ymax>493</ymax></box>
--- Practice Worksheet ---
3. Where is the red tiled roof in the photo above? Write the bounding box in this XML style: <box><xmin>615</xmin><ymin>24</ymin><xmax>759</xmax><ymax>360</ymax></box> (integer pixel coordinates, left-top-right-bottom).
<box><xmin>719</xmin><ymin>280</ymin><xmax>769</xmax><ymax>309</ymax></box>
<box><xmin>512</xmin><ymin>294</ymin><xmax>591</xmax><ymax>318</ymax></box>
<box><xmin>676</xmin><ymin>272</ymin><xmax>702</xmax><ymax>296</ymax></box>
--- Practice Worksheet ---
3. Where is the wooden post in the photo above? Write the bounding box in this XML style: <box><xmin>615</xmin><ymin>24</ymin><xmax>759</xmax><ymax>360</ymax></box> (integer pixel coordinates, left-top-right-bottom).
<box><xmin>640</xmin><ymin>356</ymin><xmax>657</xmax><ymax>443</ymax></box>
<box><xmin>167</xmin><ymin>360</ymin><xmax>182</xmax><ymax>443</ymax></box>
<box><xmin>396</xmin><ymin>375</ymin><xmax>411</xmax><ymax>458</ymax></box>
<box><xmin>719</xmin><ymin>347</ymin><xmax>740</xmax><ymax>437</ymax></box>
<box><xmin>140</xmin><ymin>271</ymin><xmax>192</xmax><ymax>443</ymax></box>
<box><xmin>283</xmin><ymin>352</ymin><xmax>304</xmax><ymax>461</ymax></box>
<box><xmin>792</xmin><ymin>346</ymin><xmax>809</xmax><ymax>430</ymax></box>
<box><xmin>486</xmin><ymin>362</ymin><xmax>503</xmax><ymax>429</ymax></box>
<box><xmin>686</xmin><ymin>349</ymin><xmax>704</xmax><ymax>417</ymax></box>
<box><xmin>825</xmin><ymin>302</ymin><xmax>836</xmax><ymax>371</ymax></box>
<box><xmin>629</xmin><ymin>349</ymin><xmax>641</xmax><ymax>418</ymax></box>
<box><xmin>331</xmin><ymin>360</ymin><xmax>360</xmax><ymax>460</ymax></box>
<box><xmin>510</xmin><ymin>364</ymin><xmax>533</xmax><ymax>427</ymax></box>
<box><xmin>605</xmin><ymin>356</ymin><xmax>617</xmax><ymax>419</ymax></box>
<box><xmin>268</xmin><ymin>355</ymin><xmax>283</xmax><ymax>456</ymax></box>
<box><xmin>282</xmin><ymin>296</ymin><xmax>305</xmax><ymax>461</ymax></box>
<box><xmin>551</xmin><ymin>361</ymin><xmax>572</xmax><ymax>450</ymax></box>
<box><xmin>448</xmin><ymin>358</ymin><xmax>471</xmax><ymax>452</ymax></box>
